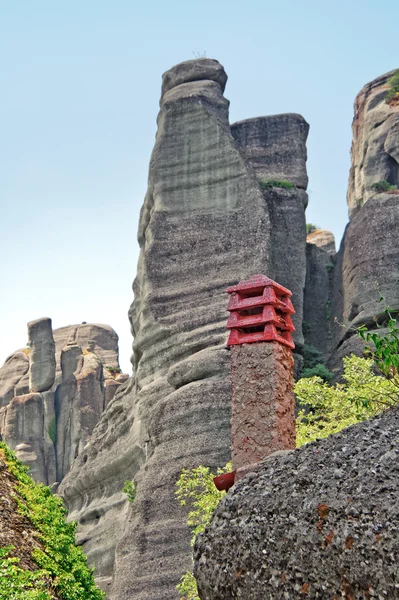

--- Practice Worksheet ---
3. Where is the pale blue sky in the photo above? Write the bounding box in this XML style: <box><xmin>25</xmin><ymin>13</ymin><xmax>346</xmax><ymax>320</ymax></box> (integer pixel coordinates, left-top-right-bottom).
<box><xmin>1</xmin><ymin>0</ymin><xmax>398</xmax><ymax>371</ymax></box>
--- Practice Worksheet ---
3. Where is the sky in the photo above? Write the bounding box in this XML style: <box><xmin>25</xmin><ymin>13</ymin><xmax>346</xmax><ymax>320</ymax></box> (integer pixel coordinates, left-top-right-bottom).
<box><xmin>1</xmin><ymin>0</ymin><xmax>398</xmax><ymax>372</ymax></box>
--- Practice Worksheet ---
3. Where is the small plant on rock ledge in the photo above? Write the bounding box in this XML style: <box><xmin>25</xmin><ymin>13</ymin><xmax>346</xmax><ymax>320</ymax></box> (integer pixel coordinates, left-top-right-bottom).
<box><xmin>259</xmin><ymin>178</ymin><xmax>294</xmax><ymax>190</ymax></box>
<box><xmin>306</xmin><ymin>223</ymin><xmax>318</xmax><ymax>235</ymax></box>
<box><xmin>123</xmin><ymin>480</ymin><xmax>136</xmax><ymax>503</ymax></box>
<box><xmin>370</xmin><ymin>180</ymin><xmax>398</xmax><ymax>193</ymax></box>
<box><xmin>386</xmin><ymin>69</ymin><xmax>399</xmax><ymax>105</ymax></box>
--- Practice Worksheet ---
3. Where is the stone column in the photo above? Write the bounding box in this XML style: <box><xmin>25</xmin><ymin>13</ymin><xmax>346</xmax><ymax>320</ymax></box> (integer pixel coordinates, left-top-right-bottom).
<box><xmin>230</xmin><ymin>342</ymin><xmax>295</xmax><ymax>473</ymax></box>
<box><xmin>28</xmin><ymin>317</ymin><xmax>56</xmax><ymax>393</ymax></box>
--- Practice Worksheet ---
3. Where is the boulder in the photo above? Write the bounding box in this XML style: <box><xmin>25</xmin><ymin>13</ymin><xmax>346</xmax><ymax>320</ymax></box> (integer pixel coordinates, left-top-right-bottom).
<box><xmin>195</xmin><ymin>406</ymin><xmax>399</xmax><ymax>599</ymax></box>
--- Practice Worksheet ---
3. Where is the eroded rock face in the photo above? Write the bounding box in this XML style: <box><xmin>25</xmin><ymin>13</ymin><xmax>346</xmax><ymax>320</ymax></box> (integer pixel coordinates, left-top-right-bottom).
<box><xmin>0</xmin><ymin>322</ymin><xmax>125</xmax><ymax>486</ymax></box>
<box><xmin>59</xmin><ymin>58</ymin><xmax>310</xmax><ymax>599</ymax></box>
<box><xmin>303</xmin><ymin>230</ymin><xmax>336</xmax><ymax>355</ymax></box>
<box><xmin>195</xmin><ymin>406</ymin><xmax>399</xmax><ymax>599</ymax></box>
<box><xmin>28</xmin><ymin>318</ymin><xmax>56</xmax><ymax>393</ymax></box>
<box><xmin>347</xmin><ymin>69</ymin><xmax>399</xmax><ymax>218</ymax></box>
<box><xmin>231</xmin><ymin>115</ymin><xmax>309</xmax><ymax>349</ymax></box>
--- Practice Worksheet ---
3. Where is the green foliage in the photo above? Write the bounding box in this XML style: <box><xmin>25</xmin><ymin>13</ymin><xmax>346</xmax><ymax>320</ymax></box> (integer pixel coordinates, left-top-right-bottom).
<box><xmin>301</xmin><ymin>363</ymin><xmax>334</xmax><ymax>383</ymax></box>
<box><xmin>357</xmin><ymin>304</ymin><xmax>399</xmax><ymax>384</ymax></box>
<box><xmin>176</xmin><ymin>572</ymin><xmax>199</xmax><ymax>600</ymax></box>
<box><xmin>0</xmin><ymin>547</ymin><xmax>52</xmax><ymax>600</ymax></box>
<box><xmin>386</xmin><ymin>69</ymin><xmax>399</xmax><ymax>102</ymax></box>
<box><xmin>326</xmin><ymin>263</ymin><xmax>334</xmax><ymax>273</ymax></box>
<box><xmin>47</xmin><ymin>418</ymin><xmax>56</xmax><ymax>446</ymax></box>
<box><xmin>0</xmin><ymin>443</ymin><xmax>104</xmax><ymax>600</ymax></box>
<box><xmin>306</xmin><ymin>223</ymin><xmax>318</xmax><ymax>234</ymax></box>
<box><xmin>175</xmin><ymin>463</ymin><xmax>231</xmax><ymax>600</ymax></box>
<box><xmin>301</xmin><ymin>343</ymin><xmax>324</xmax><ymax>370</ymax></box>
<box><xmin>295</xmin><ymin>355</ymin><xmax>398</xmax><ymax>447</ymax></box>
<box><xmin>259</xmin><ymin>179</ymin><xmax>294</xmax><ymax>190</ymax></box>
<box><xmin>122</xmin><ymin>480</ymin><xmax>136</xmax><ymax>503</ymax></box>
<box><xmin>105</xmin><ymin>365</ymin><xmax>122</xmax><ymax>374</ymax></box>
<box><xmin>370</xmin><ymin>180</ymin><xmax>397</xmax><ymax>193</ymax></box>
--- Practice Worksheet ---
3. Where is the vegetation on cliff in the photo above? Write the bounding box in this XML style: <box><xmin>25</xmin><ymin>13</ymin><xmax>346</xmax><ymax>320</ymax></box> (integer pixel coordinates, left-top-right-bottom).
<box><xmin>0</xmin><ymin>443</ymin><xmax>104</xmax><ymax>600</ymax></box>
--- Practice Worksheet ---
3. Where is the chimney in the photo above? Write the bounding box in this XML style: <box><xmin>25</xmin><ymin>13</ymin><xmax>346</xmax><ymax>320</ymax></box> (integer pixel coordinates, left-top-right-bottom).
<box><xmin>214</xmin><ymin>274</ymin><xmax>296</xmax><ymax>490</ymax></box>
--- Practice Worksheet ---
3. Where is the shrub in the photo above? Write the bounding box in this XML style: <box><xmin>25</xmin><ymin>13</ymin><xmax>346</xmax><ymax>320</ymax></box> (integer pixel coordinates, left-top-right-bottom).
<box><xmin>259</xmin><ymin>179</ymin><xmax>294</xmax><ymax>190</ymax></box>
<box><xmin>301</xmin><ymin>363</ymin><xmax>334</xmax><ymax>382</ymax></box>
<box><xmin>370</xmin><ymin>180</ymin><xmax>397</xmax><ymax>193</ymax></box>
<box><xmin>301</xmin><ymin>343</ymin><xmax>324</xmax><ymax>370</ymax></box>
<box><xmin>306</xmin><ymin>223</ymin><xmax>318</xmax><ymax>235</ymax></box>
<box><xmin>122</xmin><ymin>480</ymin><xmax>136</xmax><ymax>503</ymax></box>
<box><xmin>175</xmin><ymin>463</ymin><xmax>231</xmax><ymax>600</ymax></box>
<box><xmin>386</xmin><ymin>69</ymin><xmax>399</xmax><ymax>103</ymax></box>
<box><xmin>0</xmin><ymin>443</ymin><xmax>104</xmax><ymax>600</ymax></box>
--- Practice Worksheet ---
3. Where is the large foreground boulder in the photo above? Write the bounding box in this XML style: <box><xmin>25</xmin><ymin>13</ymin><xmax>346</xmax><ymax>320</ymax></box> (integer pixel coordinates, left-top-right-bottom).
<box><xmin>195</xmin><ymin>407</ymin><xmax>399</xmax><ymax>599</ymax></box>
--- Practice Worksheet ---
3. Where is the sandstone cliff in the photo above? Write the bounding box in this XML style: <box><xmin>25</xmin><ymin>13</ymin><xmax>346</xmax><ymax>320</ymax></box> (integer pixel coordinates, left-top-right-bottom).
<box><xmin>328</xmin><ymin>70</ymin><xmax>399</xmax><ymax>372</ymax></box>
<box><xmin>194</xmin><ymin>405</ymin><xmax>399</xmax><ymax>599</ymax></box>
<box><xmin>0</xmin><ymin>319</ymin><xmax>126</xmax><ymax>486</ymax></box>
<box><xmin>59</xmin><ymin>58</ymin><xmax>309</xmax><ymax>599</ymax></box>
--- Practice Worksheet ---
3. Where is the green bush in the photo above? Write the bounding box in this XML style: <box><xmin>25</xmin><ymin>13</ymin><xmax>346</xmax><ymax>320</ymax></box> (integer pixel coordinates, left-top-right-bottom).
<box><xmin>370</xmin><ymin>180</ymin><xmax>397</xmax><ymax>193</ymax></box>
<box><xmin>301</xmin><ymin>343</ymin><xmax>324</xmax><ymax>370</ymax></box>
<box><xmin>122</xmin><ymin>480</ymin><xmax>136</xmax><ymax>503</ymax></box>
<box><xmin>0</xmin><ymin>443</ymin><xmax>104</xmax><ymax>600</ymax></box>
<box><xmin>386</xmin><ymin>69</ymin><xmax>399</xmax><ymax>102</ymax></box>
<box><xmin>301</xmin><ymin>363</ymin><xmax>334</xmax><ymax>382</ymax></box>
<box><xmin>306</xmin><ymin>223</ymin><xmax>318</xmax><ymax>235</ymax></box>
<box><xmin>295</xmin><ymin>354</ymin><xmax>396</xmax><ymax>446</ymax></box>
<box><xmin>259</xmin><ymin>179</ymin><xmax>294</xmax><ymax>190</ymax></box>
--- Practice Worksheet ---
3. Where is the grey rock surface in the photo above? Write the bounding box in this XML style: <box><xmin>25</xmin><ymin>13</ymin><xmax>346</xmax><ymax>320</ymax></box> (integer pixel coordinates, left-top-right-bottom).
<box><xmin>231</xmin><ymin>115</ymin><xmax>309</xmax><ymax>349</ymax></box>
<box><xmin>59</xmin><ymin>58</ymin><xmax>310</xmax><ymax>599</ymax></box>
<box><xmin>329</xmin><ymin>194</ymin><xmax>399</xmax><ymax>373</ymax></box>
<box><xmin>195</xmin><ymin>406</ymin><xmax>399</xmax><ymax>599</ymax></box>
<box><xmin>28</xmin><ymin>318</ymin><xmax>56</xmax><ymax>392</ymax></box>
<box><xmin>347</xmin><ymin>69</ymin><xmax>399</xmax><ymax>218</ymax></box>
<box><xmin>303</xmin><ymin>230</ymin><xmax>336</xmax><ymax>356</ymax></box>
<box><xmin>0</xmin><ymin>322</ymin><xmax>125</xmax><ymax>486</ymax></box>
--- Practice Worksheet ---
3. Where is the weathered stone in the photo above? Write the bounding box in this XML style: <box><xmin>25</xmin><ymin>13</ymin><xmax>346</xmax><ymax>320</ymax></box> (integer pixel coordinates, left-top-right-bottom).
<box><xmin>303</xmin><ymin>230</ymin><xmax>336</xmax><ymax>356</ymax></box>
<box><xmin>59</xmin><ymin>57</ymin><xmax>285</xmax><ymax>599</ymax></box>
<box><xmin>230</xmin><ymin>343</ymin><xmax>295</xmax><ymax>470</ymax></box>
<box><xmin>306</xmin><ymin>228</ymin><xmax>336</xmax><ymax>255</ymax></box>
<box><xmin>347</xmin><ymin>69</ymin><xmax>399</xmax><ymax>218</ymax></box>
<box><xmin>195</xmin><ymin>406</ymin><xmax>399</xmax><ymax>599</ymax></box>
<box><xmin>231</xmin><ymin>114</ymin><xmax>309</xmax><ymax>189</ymax></box>
<box><xmin>28</xmin><ymin>318</ymin><xmax>56</xmax><ymax>393</ymax></box>
<box><xmin>2</xmin><ymin>394</ymin><xmax>56</xmax><ymax>484</ymax></box>
<box><xmin>0</xmin><ymin>351</ymin><xmax>29</xmax><ymax>408</ymax></box>
<box><xmin>0</xmin><ymin>322</ymin><xmax>125</xmax><ymax>487</ymax></box>
<box><xmin>329</xmin><ymin>194</ymin><xmax>399</xmax><ymax>373</ymax></box>
<box><xmin>161</xmin><ymin>58</ymin><xmax>227</xmax><ymax>97</ymax></box>
<box><xmin>232</xmin><ymin>115</ymin><xmax>309</xmax><ymax>348</ymax></box>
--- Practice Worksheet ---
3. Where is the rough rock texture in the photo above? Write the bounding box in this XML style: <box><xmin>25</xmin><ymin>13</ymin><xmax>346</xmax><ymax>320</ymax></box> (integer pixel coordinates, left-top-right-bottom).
<box><xmin>59</xmin><ymin>59</ymin><xmax>310</xmax><ymax>599</ymax></box>
<box><xmin>231</xmin><ymin>115</ymin><xmax>309</xmax><ymax>349</ymax></box>
<box><xmin>28</xmin><ymin>318</ymin><xmax>56</xmax><ymax>393</ymax></box>
<box><xmin>195</xmin><ymin>406</ymin><xmax>399</xmax><ymax>599</ymax></box>
<box><xmin>303</xmin><ymin>230</ymin><xmax>336</xmax><ymax>356</ymax></box>
<box><xmin>230</xmin><ymin>343</ymin><xmax>295</xmax><ymax>470</ymax></box>
<box><xmin>347</xmin><ymin>69</ymin><xmax>399</xmax><ymax>218</ymax></box>
<box><xmin>329</xmin><ymin>193</ymin><xmax>399</xmax><ymax>373</ymax></box>
<box><xmin>0</xmin><ymin>322</ymin><xmax>125</xmax><ymax>486</ymax></box>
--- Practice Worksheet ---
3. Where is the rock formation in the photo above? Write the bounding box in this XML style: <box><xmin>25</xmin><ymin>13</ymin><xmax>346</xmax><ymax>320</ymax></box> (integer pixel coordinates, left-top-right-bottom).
<box><xmin>0</xmin><ymin>320</ymin><xmax>126</xmax><ymax>485</ymax></box>
<box><xmin>59</xmin><ymin>58</ymin><xmax>309</xmax><ymax>599</ymax></box>
<box><xmin>303</xmin><ymin>229</ymin><xmax>336</xmax><ymax>356</ymax></box>
<box><xmin>194</xmin><ymin>405</ymin><xmax>399</xmax><ymax>599</ymax></box>
<box><xmin>347</xmin><ymin>70</ymin><xmax>399</xmax><ymax>218</ymax></box>
<box><xmin>231</xmin><ymin>114</ymin><xmax>308</xmax><ymax>349</ymax></box>
<box><xmin>328</xmin><ymin>70</ymin><xmax>399</xmax><ymax>372</ymax></box>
